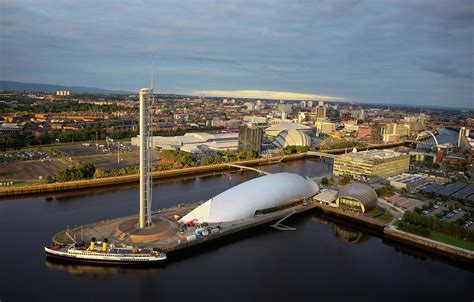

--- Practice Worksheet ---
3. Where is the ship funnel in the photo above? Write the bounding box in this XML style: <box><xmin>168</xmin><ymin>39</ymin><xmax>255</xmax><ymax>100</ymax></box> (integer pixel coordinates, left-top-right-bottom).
<box><xmin>89</xmin><ymin>237</ymin><xmax>96</xmax><ymax>251</ymax></box>
<box><xmin>102</xmin><ymin>238</ymin><xmax>108</xmax><ymax>252</ymax></box>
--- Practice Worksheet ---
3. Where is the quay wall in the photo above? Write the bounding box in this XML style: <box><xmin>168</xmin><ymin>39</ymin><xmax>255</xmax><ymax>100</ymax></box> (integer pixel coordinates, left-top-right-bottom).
<box><xmin>166</xmin><ymin>201</ymin><xmax>319</xmax><ymax>254</ymax></box>
<box><xmin>311</xmin><ymin>204</ymin><xmax>387</xmax><ymax>231</ymax></box>
<box><xmin>303</xmin><ymin>203</ymin><xmax>473</xmax><ymax>264</ymax></box>
<box><xmin>0</xmin><ymin>153</ymin><xmax>307</xmax><ymax>199</ymax></box>
<box><xmin>384</xmin><ymin>226</ymin><xmax>473</xmax><ymax>263</ymax></box>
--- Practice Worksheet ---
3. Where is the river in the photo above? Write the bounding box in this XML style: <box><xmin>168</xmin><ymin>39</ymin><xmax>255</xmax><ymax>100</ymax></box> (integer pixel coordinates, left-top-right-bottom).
<box><xmin>423</xmin><ymin>127</ymin><xmax>460</xmax><ymax>146</ymax></box>
<box><xmin>0</xmin><ymin>158</ymin><xmax>472</xmax><ymax>301</ymax></box>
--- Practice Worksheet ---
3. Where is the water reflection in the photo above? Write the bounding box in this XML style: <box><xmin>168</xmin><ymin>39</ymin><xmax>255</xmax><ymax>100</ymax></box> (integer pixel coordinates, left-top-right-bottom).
<box><xmin>332</xmin><ymin>224</ymin><xmax>371</xmax><ymax>244</ymax></box>
<box><xmin>45</xmin><ymin>258</ymin><xmax>163</xmax><ymax>277</ymax></box>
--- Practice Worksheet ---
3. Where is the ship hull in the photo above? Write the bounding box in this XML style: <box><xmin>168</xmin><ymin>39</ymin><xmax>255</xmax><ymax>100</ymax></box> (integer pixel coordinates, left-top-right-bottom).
<box><xmin>45</xmin><ymin>247</ymin><xmax>166</xmax><ymax>266</ymax></box>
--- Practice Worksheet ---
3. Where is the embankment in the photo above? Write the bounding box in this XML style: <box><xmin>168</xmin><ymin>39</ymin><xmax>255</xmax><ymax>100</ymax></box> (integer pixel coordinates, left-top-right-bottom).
<box><xmin>0</xmin><ymin>153</ymin><xmax>308</xmax><ymax>199</ymax></box>
<box><xmin>0</xmin><ymin>141</ymin><xmax>406</xmax><ymax>199</ymax></box>
<box><xmin>312</xmin><ymin>203</ymin><xmax>473</xmax><ymax>265</ymax></box>
<box><xmin>384</xmin><ymin>226</ymin><xmax>473</xmax><ymax>265</ymax></box>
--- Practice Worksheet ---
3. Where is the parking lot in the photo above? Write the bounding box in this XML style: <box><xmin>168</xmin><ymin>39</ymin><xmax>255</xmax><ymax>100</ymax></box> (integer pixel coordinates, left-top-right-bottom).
<box><xmin>386</xmin><ymin>193</ymin><xmax>473</xmax><ymax>230</ymax></box>
<box><xmin>0</xmin><ymin>150</ymin><xmax>51</xmax><ymax>163</ymax></box>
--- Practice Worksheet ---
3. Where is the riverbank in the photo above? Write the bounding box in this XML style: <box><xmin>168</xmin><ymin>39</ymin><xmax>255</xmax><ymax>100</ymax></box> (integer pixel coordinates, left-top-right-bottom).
<box><xmin>0</xmin><ymin>153</ymin><xmax>307</xmax><ymax>199</ymax></box>
<box><xmin>0</xmin><ymin>141</ymin><xmax>406</xmax><ymax>199</ymax></box>
<box><xmin>311</xmin><ymin>203</ymin><xmax>473</xmax><ymax>266</ymax></box>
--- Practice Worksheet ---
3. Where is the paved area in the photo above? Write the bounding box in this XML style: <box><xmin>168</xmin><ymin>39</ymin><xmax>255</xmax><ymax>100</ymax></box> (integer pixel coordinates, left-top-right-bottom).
<box><xmin>377</xmin><ymin>198</ymin><xmax>404</xmax><ymax>223</ymax></box>
<box><xmin>386</xmin><ymin>194</ymin><xmax>423</xmax><ymax>212</ymax></box>
<box><xmin>0</xmin><ymin>158</ymin><xmax>70</xmax><ymax>181</ymax></box>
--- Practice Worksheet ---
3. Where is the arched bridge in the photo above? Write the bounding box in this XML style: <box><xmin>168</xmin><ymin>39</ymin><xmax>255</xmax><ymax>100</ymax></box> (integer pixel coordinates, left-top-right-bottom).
<box><xmin>415</xmin><ymin>130</ymin><xmax>439</xmax><ymax>146</ymax></box>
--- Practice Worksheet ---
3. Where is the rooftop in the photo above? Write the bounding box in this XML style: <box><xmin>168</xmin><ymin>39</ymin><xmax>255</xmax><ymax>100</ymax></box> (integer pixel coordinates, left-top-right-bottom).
<box><xmin>340</xmin><ymin>149</ymin><xmax>407</xmax><ymax>162</ymax></box>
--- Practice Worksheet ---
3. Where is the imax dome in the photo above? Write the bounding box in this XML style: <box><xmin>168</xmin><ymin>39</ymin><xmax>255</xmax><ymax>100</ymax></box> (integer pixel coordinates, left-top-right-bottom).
<box><xmin>336</xmin><ymin>182</ymin><xmax>378</xmax><ymax>212</ymax></box>
<box><xmin>273</xmin><ymin>129</ymin><xmax>311</xmax><ymax>148</ymax></box>
<box><xmin>180</xmin><ymin>173</ymin><xmax>319</xmax><ymax>223</ymax></box>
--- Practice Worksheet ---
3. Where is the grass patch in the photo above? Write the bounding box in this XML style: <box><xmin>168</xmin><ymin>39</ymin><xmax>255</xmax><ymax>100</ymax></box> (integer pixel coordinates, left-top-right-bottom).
<box><xmin>367</xmin><ymin>206</ymin><xmax>394</xmax><ymax>223</ymax></box>
<box><xmin>375</xmin><ymin>210</ymin><xmax>393</xmax><ymax>223</ymax></box>
<box><xmin>429</xmin><ymin>231</ymin><xmax>474</xmax><ymax>251</ymax></box>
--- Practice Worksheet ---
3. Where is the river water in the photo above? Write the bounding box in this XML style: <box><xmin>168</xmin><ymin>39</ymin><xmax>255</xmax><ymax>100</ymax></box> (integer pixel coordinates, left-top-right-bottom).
<box><xmin>422</xmin><ymin>128</ymin><xmax>459</xmax><ymax>146</ymax></box>
<box><xmin>0</xmin><ymin>158</ymin><xmax>472</xmax><ymax>301</ymax></box>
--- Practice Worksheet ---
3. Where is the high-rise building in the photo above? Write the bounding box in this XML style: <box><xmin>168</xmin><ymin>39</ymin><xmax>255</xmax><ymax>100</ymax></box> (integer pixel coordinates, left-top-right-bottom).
<box><xmin>382</xmin><ymin>123</ymin><xmax>410</xmax><ymax>142</ymax></box>
<box><xmin>238</xmin><ymin>124</ymin><xmax>263</xmax><ymax>153</ymax></box>
<box><xmin>315</xmin><ymin>101</ymin><xmax>327</xmax><ymax>118</ymax></box>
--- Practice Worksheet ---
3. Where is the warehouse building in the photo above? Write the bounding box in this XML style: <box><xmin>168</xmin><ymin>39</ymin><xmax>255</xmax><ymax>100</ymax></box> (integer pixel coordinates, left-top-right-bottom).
<box><xmin>388</xmin><ymin>173</ymin><xmax>429</xmax><ymax>190</ymax></box>
<box><xmin>132</xmin><ymin>132</ymin><xmax>238</xmax><ymax>152</ymax></box>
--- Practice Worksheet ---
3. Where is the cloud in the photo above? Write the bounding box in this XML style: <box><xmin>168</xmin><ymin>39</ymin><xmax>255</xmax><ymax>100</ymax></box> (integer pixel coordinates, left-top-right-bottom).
<box><xmin>0</xmin><ymin>0</ymin><xmax>473</xmax><ymax>107</ymax></box>
<box><xmin>193</xmin><ymin>90</ymin><xmax>345</xmax><ymax>100</ymax></box>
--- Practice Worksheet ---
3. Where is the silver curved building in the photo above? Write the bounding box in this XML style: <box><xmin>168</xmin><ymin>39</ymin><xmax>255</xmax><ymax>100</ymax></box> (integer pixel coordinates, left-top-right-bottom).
<box><xmin>336</xmin><ymin>182</ymin><xmax>378</xmax><ymax>213</ymax></box>
<box><xmin>273</xmin><ymin>129</ymin><xmax>311</xmax><ymax>148</ymax></box>
<box><xmin>180</xmin><ymin>173</ymin><xmax>319</xmax><ymax>223</ymax></box>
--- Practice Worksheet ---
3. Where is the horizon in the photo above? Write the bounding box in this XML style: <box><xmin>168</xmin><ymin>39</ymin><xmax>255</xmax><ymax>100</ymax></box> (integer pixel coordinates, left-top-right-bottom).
<box><xmin>1</xmin><ymin>80</ymin><xmax>472</xmax><ymax>111</ymax></box>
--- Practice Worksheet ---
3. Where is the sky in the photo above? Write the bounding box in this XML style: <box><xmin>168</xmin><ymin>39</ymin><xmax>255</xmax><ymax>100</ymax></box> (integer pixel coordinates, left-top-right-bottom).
<box><xmin>0</xmin><ymin>0</ymin><xmax>473</xmax><ymax>108</ymax></box>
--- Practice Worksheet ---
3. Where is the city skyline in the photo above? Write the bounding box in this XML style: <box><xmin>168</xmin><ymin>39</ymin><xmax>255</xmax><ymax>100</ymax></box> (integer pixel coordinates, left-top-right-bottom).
<box><xmin>1</xmin><ymin>0</ymin><xmax>473</xmax><ymax>108</ymax></box>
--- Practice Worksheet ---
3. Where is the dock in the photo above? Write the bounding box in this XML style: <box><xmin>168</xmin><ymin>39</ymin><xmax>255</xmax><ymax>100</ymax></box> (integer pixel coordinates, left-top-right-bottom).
<box><xmin>51</xmin><ymin>199</ymin><xmax>324</xmax><ymax>254</ymax></box>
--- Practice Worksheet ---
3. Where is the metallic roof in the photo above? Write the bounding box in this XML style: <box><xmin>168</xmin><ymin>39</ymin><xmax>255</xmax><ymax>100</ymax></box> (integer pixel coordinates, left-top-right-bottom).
<box><xmin>273</xmin><ymin>129</ymin><xmax>311</xmax><ymax>148</ymax></box>
<box><xmin>336</xmin><ymin>182</ymin><xmax>378</xmax><ymax>209</ymax></box>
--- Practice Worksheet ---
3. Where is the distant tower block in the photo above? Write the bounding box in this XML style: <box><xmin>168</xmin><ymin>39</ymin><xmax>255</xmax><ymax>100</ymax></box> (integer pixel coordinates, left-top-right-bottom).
<box><xmin>139</xmin><ymin>88</ymin><xmax>153</xmax><ymax>228</ymax></box>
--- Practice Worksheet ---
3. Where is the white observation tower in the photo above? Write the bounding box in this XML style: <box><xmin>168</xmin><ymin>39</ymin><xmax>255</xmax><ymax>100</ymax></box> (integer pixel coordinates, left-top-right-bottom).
<box><xmin>139</xmin><ymin>87</ymin><xmax>153</xmax><ymax>228</ymax></box>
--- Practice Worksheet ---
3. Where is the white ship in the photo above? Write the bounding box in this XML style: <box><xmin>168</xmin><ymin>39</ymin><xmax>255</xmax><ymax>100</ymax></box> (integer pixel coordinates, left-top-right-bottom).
<box><xmin>45</xmin><ymin>238</ymin><xmax>166</xmax><ymax>265</ymax></box>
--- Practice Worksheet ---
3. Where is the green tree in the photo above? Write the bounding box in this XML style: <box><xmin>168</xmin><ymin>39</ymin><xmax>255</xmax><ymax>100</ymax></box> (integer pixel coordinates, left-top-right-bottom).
<box><xmin>93</xmin><ymin>168</ymin><xmax>111</xmax><ymax>179</ymax></box>
<box><xmin>321</xmin><ymin>177</ymin><xmax>329</xmax><ymax>186</ymax></box>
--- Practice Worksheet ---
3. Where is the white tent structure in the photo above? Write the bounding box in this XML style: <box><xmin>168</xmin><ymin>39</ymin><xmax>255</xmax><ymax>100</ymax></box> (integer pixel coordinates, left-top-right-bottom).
<box><xmin>180</xmin><ymin>173</ymin><xmax>319</xmax><ymax>223</ymax></box>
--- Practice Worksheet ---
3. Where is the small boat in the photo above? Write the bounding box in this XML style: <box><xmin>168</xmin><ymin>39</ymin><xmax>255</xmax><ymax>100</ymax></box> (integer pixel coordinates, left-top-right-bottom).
<box><xmin>44</xmin><ymin>238</ymin><xmax>166</xmax><ymax>265</ymax></box>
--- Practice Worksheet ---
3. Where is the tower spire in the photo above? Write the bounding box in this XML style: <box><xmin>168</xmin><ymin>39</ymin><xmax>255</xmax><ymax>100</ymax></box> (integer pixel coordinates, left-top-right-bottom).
<box><xmin>138</xmin><ymin>55</ymin><xmax>155</xmax><ymax>228</ymax></box>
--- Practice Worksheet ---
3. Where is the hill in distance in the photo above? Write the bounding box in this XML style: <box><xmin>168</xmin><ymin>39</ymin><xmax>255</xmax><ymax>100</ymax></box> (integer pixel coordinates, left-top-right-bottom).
<box><xmin>0</xmin><ymin>81</ymin><xmax>131</xmax><ymax>94</ymax></box>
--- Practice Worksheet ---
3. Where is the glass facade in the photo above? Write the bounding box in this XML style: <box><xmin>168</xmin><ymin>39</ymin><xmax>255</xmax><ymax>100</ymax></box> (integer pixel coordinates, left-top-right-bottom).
<box><xmin>337</xmin><ymin>197</ymin><xmax>363</xmax><ymax>213</ymax></box>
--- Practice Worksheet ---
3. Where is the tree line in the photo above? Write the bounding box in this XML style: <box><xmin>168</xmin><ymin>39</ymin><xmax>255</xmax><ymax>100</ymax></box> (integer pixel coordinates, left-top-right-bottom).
<box><xmin>401</xmin><ymin>211</ymin><xmax>474</xmax><ymax>242</ymax></box>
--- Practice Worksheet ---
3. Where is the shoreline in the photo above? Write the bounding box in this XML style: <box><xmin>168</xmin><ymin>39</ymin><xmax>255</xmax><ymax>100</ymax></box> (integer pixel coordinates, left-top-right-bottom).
<box><xmin>50</xmin><ymin>199</ymin><xmax>473</xmax><ymax>269</ymax></box>
<box><xmin>0</xmin><ymin>141</ymin><xmax>405</xmax><ymax>199</ymax></box>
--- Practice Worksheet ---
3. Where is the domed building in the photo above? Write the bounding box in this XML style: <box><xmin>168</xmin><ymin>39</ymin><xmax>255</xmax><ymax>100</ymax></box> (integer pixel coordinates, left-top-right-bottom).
<box><xmin>336</xmin><ymin>182</ymin><xmax>378</xmax><ymax>213</ymax></box>
<box><xmin>265</xmin><ymin>123</ymin><xmax>312</xmax><ymax>137</ymax></box>
<box><xmin>180</xmin><ymin>173</ymin><xmax>319</xmax><ymax>223</ymax></box>
<box><xmin>273</xmin><ymin>129</ymin><xmax>311</xmax><ymax>148</ymax></box>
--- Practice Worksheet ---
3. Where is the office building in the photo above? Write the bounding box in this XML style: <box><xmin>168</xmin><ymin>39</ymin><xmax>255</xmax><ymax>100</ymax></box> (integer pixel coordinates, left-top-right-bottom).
<box><xmin>315</xmin><ymin>101</ymin><xmax>327</xmax><ymax>118</ymax></box>
<box><xmin>333</xmin><ymin>150</ymin><xmax>410</xmax><ymax>178</ymax></box>
<box><xmin>315</xmin><ymin>120</ymin><xmax>337</xmax><ymax>134</ymax></box>
<box><xmin>238</xmin><ymin>124</ymin><xmax>263</xmax><ymax>153</ymax></box>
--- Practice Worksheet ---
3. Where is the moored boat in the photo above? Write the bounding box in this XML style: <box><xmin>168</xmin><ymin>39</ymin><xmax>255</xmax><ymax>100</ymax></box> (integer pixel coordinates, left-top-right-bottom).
<box><xmin>45</xmin><ymin>238</ymin><xmax>166</xmax><ymax>265</ymax></box>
